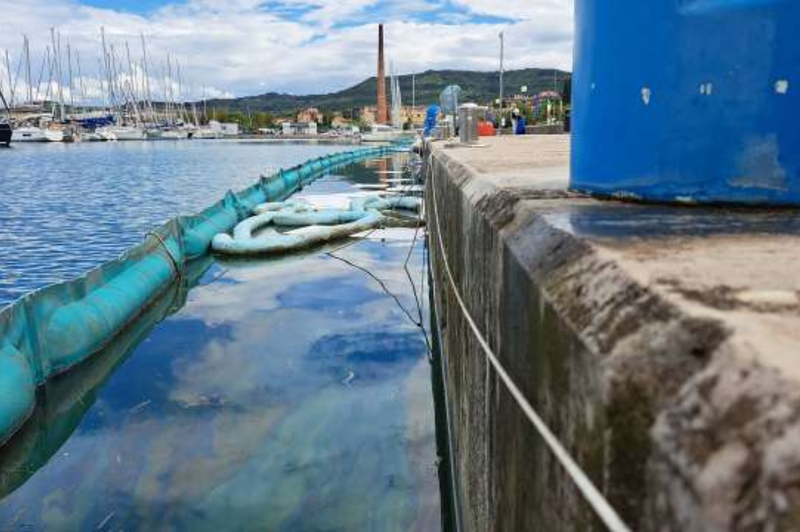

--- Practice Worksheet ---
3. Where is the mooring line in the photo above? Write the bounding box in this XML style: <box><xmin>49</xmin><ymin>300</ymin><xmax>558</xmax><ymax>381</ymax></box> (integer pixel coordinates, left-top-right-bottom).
<box><xmin>427</xmin><ymin>151</ymin><xmax>632</xmax><ymax>532</ymax></box>
<box><xmin>401</xmin><ymin>166</ymin><xmax>433</xmax><ymax>360</ymax></box>
<box><xmin>324</xmin><ymin>164</ymin><xmax>433</xmax><ymax>359</ymax></box>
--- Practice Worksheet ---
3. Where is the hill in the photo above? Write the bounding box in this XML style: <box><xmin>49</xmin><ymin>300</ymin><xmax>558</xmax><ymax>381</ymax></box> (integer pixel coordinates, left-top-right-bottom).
<box><xmin>203</xmin><ymin>68</ymin><xmax>571</xmax><ymax>117</ymax></box>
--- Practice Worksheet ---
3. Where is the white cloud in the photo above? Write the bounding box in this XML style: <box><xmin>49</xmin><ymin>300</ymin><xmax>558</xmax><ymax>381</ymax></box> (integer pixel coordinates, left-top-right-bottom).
<box><xmin>0</xmin><ymin>0</ymin><xmax>573</xmax><ymax>100</ymax></box>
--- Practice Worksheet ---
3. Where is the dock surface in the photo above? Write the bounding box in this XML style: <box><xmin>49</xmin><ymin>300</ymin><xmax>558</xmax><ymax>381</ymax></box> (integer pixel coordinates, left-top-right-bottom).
<box><xmin>426</xmin><ymin>135</ymin><xmax>800</xmax><ymax>531</ymax></box>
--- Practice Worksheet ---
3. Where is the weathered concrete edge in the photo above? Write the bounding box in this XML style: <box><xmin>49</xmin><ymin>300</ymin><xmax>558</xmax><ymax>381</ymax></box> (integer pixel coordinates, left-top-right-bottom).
<box><xmin>425</xmin><ymin>142</ymin><xmax>800</xmax><ymax>531</ymax></box>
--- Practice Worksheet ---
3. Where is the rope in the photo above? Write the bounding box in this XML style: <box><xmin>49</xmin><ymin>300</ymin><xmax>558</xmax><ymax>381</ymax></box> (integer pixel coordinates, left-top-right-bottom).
<box><xmin>326</xmin><ymin>163</ymin><xmax>433</xmax><ymax>359</ymax></box>
<box><xmin>145</xmin><ymin>231</ymin><xmax>182</xmax><ymax>279</ymax></box>
<box><xmin>427</xmin><ymin>151</ymin><xmax>631</xmax><ymax>532</ymax></box>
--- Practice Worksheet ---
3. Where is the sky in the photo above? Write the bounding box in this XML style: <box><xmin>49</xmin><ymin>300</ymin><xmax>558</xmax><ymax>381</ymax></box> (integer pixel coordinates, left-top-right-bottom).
<box><xmin>0</xmin><ymin>0</ymin><xmax>574</xmax><ymax>102</ymax></box>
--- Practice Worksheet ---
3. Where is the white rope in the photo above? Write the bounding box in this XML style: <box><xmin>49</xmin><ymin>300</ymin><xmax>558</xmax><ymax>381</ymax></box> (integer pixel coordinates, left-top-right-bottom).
<box><xmin>427</xmin><ymin>152</ymin><xmax>632</xmax><ymax>532</ymax></box>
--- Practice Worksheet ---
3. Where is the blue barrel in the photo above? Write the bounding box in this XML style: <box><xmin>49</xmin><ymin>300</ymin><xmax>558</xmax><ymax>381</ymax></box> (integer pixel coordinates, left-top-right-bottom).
<box><xmin>571</xmin><ymin>0</ymin><xmax>800</xmax><ymax>205</ymax></box>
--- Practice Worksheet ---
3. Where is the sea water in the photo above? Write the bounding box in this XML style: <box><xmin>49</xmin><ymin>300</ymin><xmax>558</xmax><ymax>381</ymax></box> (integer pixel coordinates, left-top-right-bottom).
<box><xmin>0</xmin><ymin>140</ymin><xmax>353</xmax><ymax>307</ymax></box>
<box><xmin>0</xmin><ymin>144</ymin><xmax>442</xmax><ymax>530</ymax></box>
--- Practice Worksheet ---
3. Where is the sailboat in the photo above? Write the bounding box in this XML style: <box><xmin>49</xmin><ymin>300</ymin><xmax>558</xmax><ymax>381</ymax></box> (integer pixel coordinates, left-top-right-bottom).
<box><xmin>95</xmin><ymin>124</ymin><xmax>145</xmax><ymax>140</ymax></box>
<box><xmin>362</xmin><ymin>62</ymin><xmax>410</xmax><ymax>143</ymax></box>
<box><xmin>11</xmin><ymin>126</ymin><xmax>64</xmax><ymax>142</ymax></box>
<box><xmin>10</xmin><ymin>113</ymin><xmax>65</xmax><ymax>142</ymax></box>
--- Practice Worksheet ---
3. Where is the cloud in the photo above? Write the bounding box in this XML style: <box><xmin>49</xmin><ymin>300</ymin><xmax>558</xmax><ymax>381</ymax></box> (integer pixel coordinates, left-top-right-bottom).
<box><xmin>0</xmin><ymin>0</ymin><xmax>573</xmax><ymax>100</ymax></box>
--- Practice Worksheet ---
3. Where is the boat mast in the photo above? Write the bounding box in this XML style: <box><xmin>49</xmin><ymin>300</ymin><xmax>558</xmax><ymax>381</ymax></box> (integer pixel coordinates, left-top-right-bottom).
<box><xmin>203</xmin><ymin>86</ymin><xmax>207</xmax><ymax>124</ymax></box>
<box><xmin>140</xmin><ymin>33</ymin><xmax>155</xmax><ymax>125</ymax></box>
<box><xmin>0</xmin><ymin>86</ymin><xmax>11</xmax><ymax>120</ymax></box>
<box><xmin>4</xmin><ymin>50</ymin><xmax>14</xmax><ymax>108</ymax></box>
<box><xmin>51</xmin><ymin>28</ymin><xmax>65</xmax><ymax>121</ymax></box>
<box><xmin>176</xmin><ymin>60</ymin><xmax>186</xmax><ymax>124</ymax></box>
<box><xmin>97</xmin><ymin>57</ymin><xmax>107</xmax><ymax>113</ymax></box>
<box><xmin>24</xmin><ymin>36</ymin><xmax>33</xmax><ymax>105</ymax></box>
<box><xmin>161</xmin><ymin>61</ymin><xmax>169</xmax><ymax>125</ymax></box>
<box><xmin>0</xmin><ymin>86</ymin><xmax>10</xmax><ymax>115</ymax></box>
<box><xmin>43</xmin><ymin>46</ymin><xmax>55</xmax><ymax>106</ymax></box>
<box><xmin>100</xmin><ymin>26</ymin><xmax>117</xmax><ymax>117</ymax></box>
<box><xmin>166</xmin><ymin>54</ymin><xmax>174</xmax><ymax>125</ymax></box>
<box><xmin>67</xmin><ymin>41</ymin><xmax>75</xmax><ymax>112</ymax></box>
<box><xmin>124</xmin><ymin>41</ymin><xmax>142</xmax><ymax>126</ymax></box>
<box><xmin>76</xmin><ymin>50</ymin><xmax>86</xmax><ymax>109</ymax></box>
<box><xmin>34</xmin><ymin>46</ymin><xmax>49</xmax><ymax>103</ymax></box>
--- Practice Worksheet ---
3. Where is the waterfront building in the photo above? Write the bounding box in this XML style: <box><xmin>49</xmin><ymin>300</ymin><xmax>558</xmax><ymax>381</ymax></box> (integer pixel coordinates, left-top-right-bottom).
<box><xmin>296</xmin><ymin>107</ymin><xmax>321</xmax><ymax>124</ymax></box>
<box><xmin>282</xmin><ymin>121</ymin><xmax>318</xmax><ymax>136</ymax></box>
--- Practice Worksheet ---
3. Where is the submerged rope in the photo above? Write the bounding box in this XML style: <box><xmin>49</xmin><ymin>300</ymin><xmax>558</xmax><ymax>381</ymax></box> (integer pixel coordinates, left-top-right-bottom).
<box><xmin>427</xmin><ymin>151</ymin><xmax>632</xmax><ymax>532</ymax></box>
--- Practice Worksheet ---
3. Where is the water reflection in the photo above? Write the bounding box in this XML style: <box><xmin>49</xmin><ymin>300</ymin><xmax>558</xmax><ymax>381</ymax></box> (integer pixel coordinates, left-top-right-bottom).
<box><xmin>0</xmin><ymin>157</ymin><xmax>440</xmax><ymax>530</ymax></box>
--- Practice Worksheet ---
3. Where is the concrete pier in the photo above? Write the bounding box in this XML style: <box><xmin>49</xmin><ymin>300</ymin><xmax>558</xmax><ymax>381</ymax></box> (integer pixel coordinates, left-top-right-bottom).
<box><xmin>425</xmin><ymin>135</ymin><xmax>800</xmax><ymax>531</ymax></box>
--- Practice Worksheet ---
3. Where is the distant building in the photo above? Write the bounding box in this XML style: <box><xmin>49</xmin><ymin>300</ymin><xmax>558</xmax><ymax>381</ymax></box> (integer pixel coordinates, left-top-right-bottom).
<box><xmin>403</xmin><ymin>106</ymin><xmax>427</xmax><ymax>127</ymax></box>
<box><xmin>296</xmin><ymin>107</ymin><xmax>321</xmax><ymax>124</ymax></box>
<box><xmin>360</xmin><ymin>105</ymin><xmax>426</xmax><ymax>127</ymax></box>
<box><xmin>331</xmin><ymin>114</ymin><xmax>352</xmax><ymax>128</ymax></box>
<box><xmin>209</xmin><ymin>120</ymin><xmax>239</xmax><ymax>136</ymax></box>
<box><xmin>282</xmin><ymin>122</ymin><xmax>318</xmax><ymax>136</ymax></box>
<box><xmin>360</xmin><ymin>106</ymin><xmax>378</xmax><ymax>125</ymax></box>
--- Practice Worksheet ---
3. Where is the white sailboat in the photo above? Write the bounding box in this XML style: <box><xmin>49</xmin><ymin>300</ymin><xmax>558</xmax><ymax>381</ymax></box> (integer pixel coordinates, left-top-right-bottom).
<box><xmin>96</xmin><ymin>125</ymin><xmax>145</xmax><ymax>140</ymax></box>
<box><xmin>11</xmin><ymin>115</ymin><xmax>65</xmax><ymax>142</ymax></box>
<box><xmin>362</xmin><ymin>123</ymin><xmax>404</xmax><ymax>143</ymax></box>
<box><xmin>159</xmin><ymin>127</ymin><xmax>189</xmax><ymax>139</ymax></box>
<box><xmin>362</xmin><ymin>61</ymin><xmax>409</xmax><ymax>143</ymax></box>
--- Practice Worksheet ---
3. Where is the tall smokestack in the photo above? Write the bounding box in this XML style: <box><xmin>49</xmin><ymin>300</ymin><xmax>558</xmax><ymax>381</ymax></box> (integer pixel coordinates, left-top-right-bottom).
<box><xmin>376</xmin><ymin>24</ymin><xmax>388</xmax><ymax>125</ymax></box>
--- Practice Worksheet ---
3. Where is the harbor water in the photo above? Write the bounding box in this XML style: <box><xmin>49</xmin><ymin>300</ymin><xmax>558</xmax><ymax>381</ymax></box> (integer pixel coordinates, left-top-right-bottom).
<box><xmin>0</xmin><ymin>141</ymin><xmax>354</xmax><ymax>308</ymax></box>
<box><xmin>0</xmin><ymin>143</ymin><xmax>442</xmax><ymax>530</ymax></box>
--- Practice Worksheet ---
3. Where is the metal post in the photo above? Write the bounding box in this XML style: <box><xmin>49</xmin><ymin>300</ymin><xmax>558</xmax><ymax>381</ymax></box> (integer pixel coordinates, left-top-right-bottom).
<box><xmin>499</xmin><ymin>32</ymin><xmax>504</xmax><ymax>109</ymax></box>
<box><xmin>412</xmin><ymin>71</ymin><xmax>416</xmax><ymax>110</ymax></box>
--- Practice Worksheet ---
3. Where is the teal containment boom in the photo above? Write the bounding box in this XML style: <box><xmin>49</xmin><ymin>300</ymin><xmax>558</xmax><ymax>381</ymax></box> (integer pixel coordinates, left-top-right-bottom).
<box><xmin>571</xmin><ymin>0</ymin><xmax>800</xmax><ymax>205</ymax></box>
<box><xmin>0</xmin><ymin>145</ymin><xmax>399</xmax><ymax>444</ymax></box>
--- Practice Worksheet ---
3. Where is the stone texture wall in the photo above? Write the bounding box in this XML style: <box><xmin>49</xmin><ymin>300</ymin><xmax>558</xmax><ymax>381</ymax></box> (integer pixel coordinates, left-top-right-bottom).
<box><xmin>424</xmin><ymin>142</ymin><xmax>800</xmax><ymax>531</ymax></box>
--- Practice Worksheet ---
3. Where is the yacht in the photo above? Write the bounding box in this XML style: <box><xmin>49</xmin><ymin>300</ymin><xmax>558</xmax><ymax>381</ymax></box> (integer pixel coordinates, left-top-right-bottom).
<box><xmin>11</xmin><ymin>126</ymin><xmax>64</xmax><ymax>142</ymax></box>
<box><xmin>193</xmin><ymin>128</ymin><xmax>220</xmax><ymax>139</ymax></box>
<box><xmin>96</xmin><ymin>125</ymin><xmax>146</xmax><ymax>141</ymax></box>
<box><xmin>159</xmin><ymin>127</ymin><xmax>190</xmax><ymax>140</ymax></box>
<box><xmin>361</xmin><ymin>123</ymin><xmax>407</xmax><ymax>143</ymax></box>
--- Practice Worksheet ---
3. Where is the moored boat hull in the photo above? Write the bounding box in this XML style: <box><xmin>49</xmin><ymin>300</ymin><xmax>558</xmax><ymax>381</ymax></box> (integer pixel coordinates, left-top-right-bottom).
<box><xmin>96</xmin><ymin>126</ymin><xmax>145</xmax><ymax>141</ymax></box>
<box><xmin>0</xmin><ymin>123</ymin><xmax>10</xmax><ymax>146</ymax></box>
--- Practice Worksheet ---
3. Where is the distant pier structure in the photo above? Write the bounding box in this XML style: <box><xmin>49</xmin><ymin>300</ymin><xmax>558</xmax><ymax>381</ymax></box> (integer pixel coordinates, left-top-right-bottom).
<box><xmin>376</xmin><ymin>24</ymin><xmax>388</xmax><ymax>125</ymax></box>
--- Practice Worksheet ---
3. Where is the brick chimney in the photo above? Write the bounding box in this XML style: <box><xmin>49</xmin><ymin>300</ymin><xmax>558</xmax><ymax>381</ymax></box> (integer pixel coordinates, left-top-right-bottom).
<box><xmin>376</xmin><ymin>24</ymin><xmax>388</xmax><ymax>125</ymax></box>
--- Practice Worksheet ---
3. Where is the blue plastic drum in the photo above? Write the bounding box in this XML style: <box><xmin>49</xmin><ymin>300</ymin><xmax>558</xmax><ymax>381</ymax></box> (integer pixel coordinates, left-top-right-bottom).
<box><xmin>571</xmin><ymin>0</ymin><xmax>800</xmax><ymax>205</ymax></box>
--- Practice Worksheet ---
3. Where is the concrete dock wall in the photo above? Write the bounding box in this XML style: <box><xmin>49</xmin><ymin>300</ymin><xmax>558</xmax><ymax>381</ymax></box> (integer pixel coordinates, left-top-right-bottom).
<box><xmin>425</xmin><ymin>136</ymin><xmax>800</xmax><ymax>531</ymax></box>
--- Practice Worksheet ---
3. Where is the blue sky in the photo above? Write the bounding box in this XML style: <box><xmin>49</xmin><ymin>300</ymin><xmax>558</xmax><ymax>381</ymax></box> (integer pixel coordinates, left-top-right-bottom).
<box><xmin>81</xmin><ymin>0</ymin><xmax>183</xmax><ymax>12</ymax></box>
<box><xmin>0</xmin><ymin>0</ymin><xmax>573</xmax><ymax>99</ymax></box>
<box><xmin>81</xmin><ymin>0</ymin><xmax>516</xmax><ymax>24</ymax></box>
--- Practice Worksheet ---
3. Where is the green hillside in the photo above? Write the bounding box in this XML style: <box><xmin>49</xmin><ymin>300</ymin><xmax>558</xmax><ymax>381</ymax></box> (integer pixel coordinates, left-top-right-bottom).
<box><xmin>204</xmin><ymin>68</ymin><xmax>571</xmax><ymax>117</ymax></box>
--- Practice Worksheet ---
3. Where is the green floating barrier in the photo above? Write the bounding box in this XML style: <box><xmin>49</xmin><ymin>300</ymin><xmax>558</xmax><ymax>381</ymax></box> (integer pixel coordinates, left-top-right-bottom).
<box><xmin>0</xmin><ymin>145</ymin><xmax>400</xmax><ymax>444</ymax></box>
